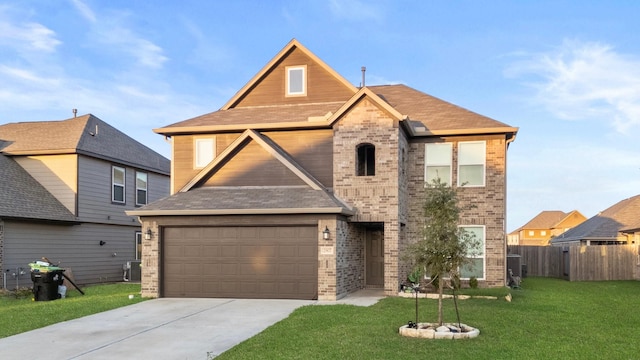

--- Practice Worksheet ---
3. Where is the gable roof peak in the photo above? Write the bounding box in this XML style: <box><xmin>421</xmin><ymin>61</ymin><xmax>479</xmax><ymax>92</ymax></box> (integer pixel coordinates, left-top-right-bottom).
<box><xmin>221</xmin><ymin>39</ymin><xmax>358</xmax><ymax>110</ymax></box>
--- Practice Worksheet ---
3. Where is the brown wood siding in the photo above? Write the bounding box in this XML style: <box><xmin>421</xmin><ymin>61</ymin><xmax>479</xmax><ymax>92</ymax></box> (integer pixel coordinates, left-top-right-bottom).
<box><xmin>162</xmin><ymin>225</ymin><xmax>318</xmax><ymax>299</ymax></box>
<box><xmin>234</xmin><ymin>47</ymin><xmax>354</xmax><ymax>107</ymax></box>
<box><xmin>263</xmin><ymin>130</ymin><xmax>333</xmax><ymax>186</ymax></box>
<box><xmin>204</xmin><ymin>140</ymin><xmax>307</xmax><ymax>187</ymax></box>
<box><xmin>172</xmin><ymin>130</ymin><xmax>333</xmax><ymax>191</ymax></box>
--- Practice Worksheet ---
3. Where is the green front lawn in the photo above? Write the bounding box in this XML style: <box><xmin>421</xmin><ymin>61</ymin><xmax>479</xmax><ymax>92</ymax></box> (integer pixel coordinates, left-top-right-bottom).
<box><xmin>0</xmin><ymin>283</ymin><xmax>146</xmax><ymax>338</ymax></box>
<box><xmin>218</xmin><ymin>278</ymin><xmax>640</xmax><ymax>360</ymax></box>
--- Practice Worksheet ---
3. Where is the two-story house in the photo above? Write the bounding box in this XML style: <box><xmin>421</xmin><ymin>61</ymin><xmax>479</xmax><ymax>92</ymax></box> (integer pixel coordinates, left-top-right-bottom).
<box><xmin>129</xmin><ymin>39</ymin><xmax>518</xmax><ymax>301</ymax></box>
<box><xmin>0</xmin><ymin>114</ymin><xmax>170</xmax><ymax>289</ymax></box>
<box><xmin>508</xmin><ymin>210</ymin><xmax>587</xmax><ymax>246</ymax></box>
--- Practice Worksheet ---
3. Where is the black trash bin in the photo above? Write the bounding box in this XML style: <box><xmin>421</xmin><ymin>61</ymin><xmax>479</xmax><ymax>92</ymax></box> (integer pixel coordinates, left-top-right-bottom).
<box><xmin>31</xmin><ymin>270</ymin><xmax>64</xmax><ymax>301</ymax></box>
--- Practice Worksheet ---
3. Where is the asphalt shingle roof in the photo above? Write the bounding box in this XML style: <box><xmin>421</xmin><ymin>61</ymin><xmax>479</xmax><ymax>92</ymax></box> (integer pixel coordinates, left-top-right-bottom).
<box><xmin>0</xmin><ymin>154</ymin><xmax>77</xmax><ymax>222</ymax></box>
<box><xmin>0</xmin><ymin>114</ymin><xmax>170</xmax><ymax>174</ymax></box>
<box><xmin>158</xmin><ymin>84</ymin><xmax>513</xmax><ymax>135</ymax></box>
<box><xmin>551</xmin><ymin>195</ymin><xmax>640</xmax><ymax>243</ymax></box>
<box><xmin>521</xmin><ymin>211</ymin><xmax>569</xmax><ymax>229</ymax></box>
<box><xmin>370</xmin><ymin>84</ymin><xmax>513</xmax><ymax>131</ymax></box>
<box><xmin>137</xmin><ymin>186</ymin><xmax>349</xmax><ymax>213</ymax></box>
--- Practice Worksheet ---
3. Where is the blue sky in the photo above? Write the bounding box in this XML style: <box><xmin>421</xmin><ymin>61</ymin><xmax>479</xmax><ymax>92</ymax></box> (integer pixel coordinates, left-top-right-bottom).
<box><xmin>1</xmin><ymin>0</ymin><xmax>639</xmax><ymax>232</ymax></box>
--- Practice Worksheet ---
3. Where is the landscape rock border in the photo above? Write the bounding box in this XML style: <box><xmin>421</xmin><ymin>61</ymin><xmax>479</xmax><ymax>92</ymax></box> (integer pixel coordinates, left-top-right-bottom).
<box><xmin>397</xmin><ymin>292</ymin><xmax>498</xmax><ymax>300</ymax></box>
<box><xmin>399</xmin><ymin>323</ymin><xmax>480</xmax><ymax>339</ymax></box>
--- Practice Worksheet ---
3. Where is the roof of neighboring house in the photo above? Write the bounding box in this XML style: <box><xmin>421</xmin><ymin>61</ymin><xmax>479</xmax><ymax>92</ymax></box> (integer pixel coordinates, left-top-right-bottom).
<box><xmin>522</xmin><ymin>210</ymin><xmax>570</xmax><ymax>229</ymax></box>
<box><xmin>551</xmin><ymin>195</ymin><xmax>640</xmax><ymax>243</ymax></box>
<box><xmin>0</xmin><ymin>114</ymin><xmax>170</xmax><ymax>175</ymax></box>
<box><xmin>0</xmin><ymin>154</ymin><xmax>77</xmax><ymax>223</ymax></box>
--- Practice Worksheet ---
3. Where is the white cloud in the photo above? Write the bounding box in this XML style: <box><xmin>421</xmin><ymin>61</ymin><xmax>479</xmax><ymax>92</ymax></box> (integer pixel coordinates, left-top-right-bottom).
<box><xmin>328</xmin><ymin>0</ymin><xmax>384</xmax><ymax>22</ymax></box>
<box><xmin>70</xmin><ymin>0</ymin><xmax>96</xmax><ymax>23</ymax></box>
<box><xmin>506</xmin><ymin>40</ymin><xmax>640</xmax><ymax>133</ymax></box>
<box><xmin>67</xmin><ymin>2</ymin><xmax>168</xmax><ymax>69</ymax></box>
<box><xmin>0</xmin><ymin>10</ymin><xmax>61</xmax><ymax>53</ymax></box>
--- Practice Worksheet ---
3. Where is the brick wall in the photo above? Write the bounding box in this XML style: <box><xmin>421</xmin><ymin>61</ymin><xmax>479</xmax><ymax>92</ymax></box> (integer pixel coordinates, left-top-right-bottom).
<box><xmin>140</xmin><ymin>220</ymin><xmax>160</xmax><ymax>298</ymax></box>
<box><xmin>333</xmin><ymin>98</ymin><xmax>402</xmax><ymax>295</ymax></box>
<box><xmin>336</xmin><ymin>221</ymin><xmax>364</xmax><ymax>298</ymax></box>
<box><xmin>406</xmin><ymin>135</ymin><xmax>508</xmax><ymax>287</ymax></box>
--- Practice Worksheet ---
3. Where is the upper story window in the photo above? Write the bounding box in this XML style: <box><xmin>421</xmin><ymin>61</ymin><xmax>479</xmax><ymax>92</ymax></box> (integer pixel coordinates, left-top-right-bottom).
<box><xmin>356</xmin><ymin>143</ymin><xmax>375</xmax><ymax>176</ymax></box>
<box><xmin>136</xmin><ymin>171</ymin><xmax>148</xmax><ymax>206</ymax></box>
<box><xmin>528</xmin><ymin>230</ymin><xmax>535</xmax><ymax>236</ymax></box>
<box><xmin>194</xmin><ymin>138</ymin><xmax>215</xmax><ymax>169</ymax></box>
<box><xmin>425</xmin><ymin>143</ymin><xmax>452</xmax><ymax>185</ymax></box>
<box><xmin>458</xmin><ymin>141</ymin><xmax>486</xmax><ymax>187</ymax></box>
<box><xmin>112</xmin><ymin>166</ymin><xmax>125</xmax><ymax>204</ymax></box>
<box><xmin>541</xmin><ymin>230</ymin><xmax>547</xmax><ymax>236</ymax></box>
<box><xmin>286</xmin><ymin>65</ymin><xmax>306</xmax><ymax>96</ymax></box>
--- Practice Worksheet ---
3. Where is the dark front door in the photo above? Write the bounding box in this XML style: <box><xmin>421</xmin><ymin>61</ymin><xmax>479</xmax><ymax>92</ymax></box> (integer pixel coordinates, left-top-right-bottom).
<box><xmin>366</xmin><ymin>228</ymin><xmax>384</xmax><ymax>287</ymax></box>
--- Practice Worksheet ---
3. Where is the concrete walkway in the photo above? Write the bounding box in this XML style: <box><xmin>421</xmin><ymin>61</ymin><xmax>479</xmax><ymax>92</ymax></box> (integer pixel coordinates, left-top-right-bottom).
<box><xmin>0</xmin><ymin>290</ymin><xmax>384</xmax><ymax>359</ymax></box>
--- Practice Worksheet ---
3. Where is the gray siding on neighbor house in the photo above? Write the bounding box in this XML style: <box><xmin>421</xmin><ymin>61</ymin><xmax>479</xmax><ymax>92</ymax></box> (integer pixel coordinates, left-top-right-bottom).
<box><xmin>76</xmin><ymin>155</ymin><xmax>169</xmax><ymax>225</ymax></box>
<box><xmin>2</xmin><ymin>220</ymin><xmax>139</xmax><ymax>289</ymax></box>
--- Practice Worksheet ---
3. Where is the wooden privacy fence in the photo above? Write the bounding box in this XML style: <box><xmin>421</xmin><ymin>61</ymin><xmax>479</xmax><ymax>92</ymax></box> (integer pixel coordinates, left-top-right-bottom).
<box><xmin>508</xmin><ymin>245</ymin><xmax>640</xmax><ymax>281</ymax></box>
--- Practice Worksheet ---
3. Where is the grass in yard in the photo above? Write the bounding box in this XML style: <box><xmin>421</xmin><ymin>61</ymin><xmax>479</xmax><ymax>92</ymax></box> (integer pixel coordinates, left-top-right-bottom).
<box><xmin>0</xmin><ymin>283</ymin><xmax>146</xmax><ymax>338</ymax></box>
<box><xmin>218</xmin><ymin>278</ymin><xmax>640</xmax><ymax>360</ymax></box>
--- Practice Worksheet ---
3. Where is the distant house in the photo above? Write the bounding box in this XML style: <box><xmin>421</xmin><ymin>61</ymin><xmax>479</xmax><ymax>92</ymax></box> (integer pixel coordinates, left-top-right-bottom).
<box><xmin>0</xmin><ymin>114</ymin><xmax>170</xmax><ymax>289</ymax></box>
<box><xmin>128</xmin><ymin>39</ymin><xmax>518</xmax><ymax>301</ymax></box>
<box><xmin>508</xmin><ymin>210</ymin><xmax>587</xmax><ymax>246</ymax></box>
<box><xmin>550</xmin><ymin>195</ymin><xmax>640</xmax><ymax>246</ymax></box>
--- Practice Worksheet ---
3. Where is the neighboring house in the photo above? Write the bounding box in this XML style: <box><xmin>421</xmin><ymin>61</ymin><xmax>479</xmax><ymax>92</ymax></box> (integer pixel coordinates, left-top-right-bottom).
<box><xmin>0</xmin><ymin>114</ymin><xmax>170</xmax><ymax>289</ymax></box>
<box><xmin>128</xmin><ymin>39</ymin><xmax>518</xmax><ymax>300</ymax></box>
<box><xmin>508</xmin><ymin>210</ymin><xmax>587</xmax><ymax>246</ymax></box>
<box><xmin>551</xmin><ymin>195</ymin><xmax>640</xmax><ymax>246</ymax></box>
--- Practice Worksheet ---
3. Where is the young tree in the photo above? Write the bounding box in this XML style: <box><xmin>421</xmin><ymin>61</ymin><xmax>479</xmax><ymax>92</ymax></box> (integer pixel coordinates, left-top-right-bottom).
<box><xmin>406</xmin><ymin>178</ymin><xmax>480</xmax><ymax>325</ymax></box>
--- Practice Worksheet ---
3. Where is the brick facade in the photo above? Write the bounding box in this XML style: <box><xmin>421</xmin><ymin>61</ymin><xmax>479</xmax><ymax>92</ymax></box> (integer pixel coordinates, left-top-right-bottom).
<box><xmin>406</xmin><ymin>135</ymin><xmax>508</xmax><ymax>287</ymax></box>
<box><xmin>333</xmin><ymin>98</ymin><xmax>403</xmax><ymax>295</ymax></box>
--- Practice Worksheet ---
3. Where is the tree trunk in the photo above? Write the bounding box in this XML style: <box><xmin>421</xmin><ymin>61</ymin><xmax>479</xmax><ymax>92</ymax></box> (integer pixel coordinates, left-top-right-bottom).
<box><xmin>437</xmin><ymin>273</ymin><xmax>444</xmax><ymax>325</ymax></box>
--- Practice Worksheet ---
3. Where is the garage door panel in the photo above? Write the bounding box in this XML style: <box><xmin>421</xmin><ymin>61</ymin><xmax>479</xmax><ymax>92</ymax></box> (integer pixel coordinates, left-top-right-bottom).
<box><xmin>298</xmin><ymin>245</ymin><xmax>316</xmax><ymax>258</ymax></box>
<box><xmin>163</xmin><ymin>225</ymin><xmax>317</xmax><ymax>299</ymax></box>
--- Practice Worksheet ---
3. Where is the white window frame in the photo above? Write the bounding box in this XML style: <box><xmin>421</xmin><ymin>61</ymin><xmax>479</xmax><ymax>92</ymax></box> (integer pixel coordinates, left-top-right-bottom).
<box><xmin>529</xmin><ymin>230</ymin><xmax>535</xmax><ymax>236</ymax></box>
<box><xmin>541</xmin><ymin>230</ymin><xmax>547</xmax><ymax>236</ymax></box>
<box><xmin>112</xmin><ymin>166</ymin><xmax>125</xmax><ymax>204</ymax></box>
<box><xmin>194</xmin><ymin>138</ymin><xmax>215</xmax><ymax>169</ymax></box>
<box><xmin>286</xmin><ymin>65</ymin><xmax>307</xmax><ymax>96</ymax></box>
<box><xmin>457</xmin><ymin>141</ymin><xmax>486</xmax><ymax>187</ymax></box>
<box><xmin>459</xmin><ymin>225</ymin><xmax>486</xmax><ymax>280</ymax></box>
<box><xmin>425</xmin><ymin>143</ymin><xmax>452</xmax><ymax>185</ymax></box>
<box><xmin>135</xmin><ymin>171</ymin><xmax>148</xmax><ymax>206</ymax></box>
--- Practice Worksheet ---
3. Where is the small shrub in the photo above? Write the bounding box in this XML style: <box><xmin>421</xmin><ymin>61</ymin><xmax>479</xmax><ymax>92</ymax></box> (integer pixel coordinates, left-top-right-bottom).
<box><xmin>1</xmin><ymin>287</ymin><xmax>33</xmax><ymax>299</ymax></box>
<box><xmin>469</xmin><ymin>276</ymin><xmax>478</xmax><ymax>289</ymax></box>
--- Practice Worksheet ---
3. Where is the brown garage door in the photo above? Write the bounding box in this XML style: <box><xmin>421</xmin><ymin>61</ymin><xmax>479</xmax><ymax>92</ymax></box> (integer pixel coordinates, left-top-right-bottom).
<box><xmin>163</xmin><ymin>226</ymin><xmax>317</xmax><ymax>299</ymax></box>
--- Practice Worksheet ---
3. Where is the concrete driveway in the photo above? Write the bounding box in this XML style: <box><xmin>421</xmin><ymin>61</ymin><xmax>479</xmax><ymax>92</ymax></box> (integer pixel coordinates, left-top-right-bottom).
<box><xmin>0</xmin><ymin>290</ymin><xmax>382</xmax><ymax>359</ymax></box>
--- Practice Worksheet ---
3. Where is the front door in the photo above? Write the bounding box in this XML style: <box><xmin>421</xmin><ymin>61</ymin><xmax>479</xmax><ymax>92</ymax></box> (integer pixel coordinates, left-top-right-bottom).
<box><xmin>366</xmin><ymin>228</ymin><xmax>384</xmax><ymax>287</ymax></box>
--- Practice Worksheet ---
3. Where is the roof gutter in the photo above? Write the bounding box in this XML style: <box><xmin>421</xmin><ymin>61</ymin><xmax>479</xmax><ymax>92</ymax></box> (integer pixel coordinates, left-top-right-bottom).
<box><xmin>154</xmin><ymin>121</ymin><xmax>333</xmax><ymax>136</ymax></box>
<box><xmin>126</xmin><ymin>207</ymin><xmax>355</xmax><ymax>217</ymax></box>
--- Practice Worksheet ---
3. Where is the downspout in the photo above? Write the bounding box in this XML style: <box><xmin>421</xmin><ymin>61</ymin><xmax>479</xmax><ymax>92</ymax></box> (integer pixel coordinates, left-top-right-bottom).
<box><xmin>504</xmin><ymin>132</ymin><xmax>517</xmax><ymax>285</ymax></box>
